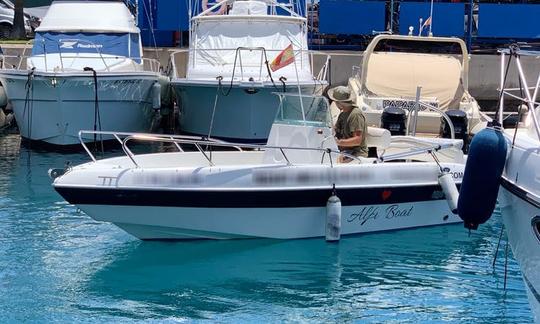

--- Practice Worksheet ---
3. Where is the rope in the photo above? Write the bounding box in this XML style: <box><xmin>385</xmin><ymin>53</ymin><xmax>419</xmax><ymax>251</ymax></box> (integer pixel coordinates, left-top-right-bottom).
<box><xmin>512</xmin><ymin>71</ymin><xmax>525</xmax><ymax>147</ymax></box>
<box><xmin>84</xmin><ymin>67</ymin><xmax>103</xmax><ymax>154</ymax></box>
<box><xmin>430</xmin><ymin>150</ymin><xmax>444</xmax><ymax>173</ymax></box>
<box><xmin>208</xmin><ymin>76</ymin><xmax>222</xmax><ymax>139</ymax></box>
<box><xmin>22</xmin><ymin>67</ymin><xmax>35</xmax><ymax>143</ymax></box>
<box><xmin>279</xmin><ymin>76</ymin><xmax>287</xmax><ymax>92</ymax></box>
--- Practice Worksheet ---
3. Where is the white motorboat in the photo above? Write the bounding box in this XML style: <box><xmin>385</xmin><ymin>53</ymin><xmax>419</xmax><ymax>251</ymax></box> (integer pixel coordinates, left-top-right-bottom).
<box><xmin>169</xmin><ymin>0</ymin><xmax>329</xmax><ymax>143</ymax></box>
<box><xmin>0</xmin><ymin>0</ymin><xmax>164</xmax><ymax>146</ymax></box>
<box><xmin>458</xmin><ymin>47</ymin><xmax>540</xmax><ymax>322</ymax></box>
<box><xmin>496</xmin><ymin>49</ymin><xmax>540</xmax><ymax>321</ymax></box>
<box><xmin>347</xmin><ymin>34</ymin><xmax>489</xmax><ymax>142</ymax></box>
<box><xmin>51</xmin><ymin>93</ymin><xmax>465</xmax><ymax>240</ymax></box>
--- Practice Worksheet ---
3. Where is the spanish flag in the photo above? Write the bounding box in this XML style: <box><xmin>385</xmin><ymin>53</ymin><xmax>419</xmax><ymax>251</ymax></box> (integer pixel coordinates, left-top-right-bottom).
<box><xmin>270</xmin><ymin>44</ymin><xmax>295</xmax><ymax>72</ymax></box>
<box><xmin>422</xmin><ymin>16</ymin><xmax>432</xmax><ymax>29</ymax></box>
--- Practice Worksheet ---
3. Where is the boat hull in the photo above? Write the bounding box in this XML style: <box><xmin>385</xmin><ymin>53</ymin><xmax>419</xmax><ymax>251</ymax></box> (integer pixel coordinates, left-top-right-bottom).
<box><xmin>79</xmin><ymin>201</ymin><xmax>460</xmax><ymax>240</ymax></box>
<box><xmin>172</xmin><ymin>81</ymin><xmax>323</xmax><ymax>143</ymax></box>
<box><xmin>0</xmin><ymin>71</ymin><xmax>159</xmax><ymax>145</ymax></box>
<box><xmin>55</xmin><ymin>183</ymin><xmax>462</xmax><ymax>240</ymax></box>
<box><xmin>499</xmin><ymin>180</ymin><xmax>540</xmax><ymax>322</ymax></box>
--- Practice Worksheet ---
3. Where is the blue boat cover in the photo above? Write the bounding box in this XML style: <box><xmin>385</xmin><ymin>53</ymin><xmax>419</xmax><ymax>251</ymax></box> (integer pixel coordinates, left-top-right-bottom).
<box><xmin>32</xmin><ymin>32</ymin><xmax>142</xmax><ymax>63</ymax></box>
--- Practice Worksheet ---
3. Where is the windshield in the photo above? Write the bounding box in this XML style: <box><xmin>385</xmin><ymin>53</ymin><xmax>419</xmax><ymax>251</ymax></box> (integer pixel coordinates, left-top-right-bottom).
<box><xmin>274</xmin><ymin>93</ymin><xmax>331</xmax><ymax>127</ymax></box>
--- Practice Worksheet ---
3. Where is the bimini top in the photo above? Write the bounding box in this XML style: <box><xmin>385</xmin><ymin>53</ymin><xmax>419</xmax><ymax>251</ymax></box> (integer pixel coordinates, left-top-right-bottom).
<box><xmin>360</xmin><ymin>35</ymin><xmax>469</xmax><ymax>110</ymax></box>
<box><xmin>36</xmin><ymin>0</ymin><xmax>139</xmax><ymax>33</ymax></box>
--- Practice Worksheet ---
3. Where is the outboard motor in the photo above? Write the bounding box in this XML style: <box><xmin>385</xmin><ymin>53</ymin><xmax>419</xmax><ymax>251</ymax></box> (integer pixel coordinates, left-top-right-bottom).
<box><xmin>381</xmin><ymin>107</ymin><xmax>406</xmax><ymax>136</ymax></box>
<box><xmin>440</xmin><ymin>109</ymin><xmax>468</xmax><ymax>151</ymax></box>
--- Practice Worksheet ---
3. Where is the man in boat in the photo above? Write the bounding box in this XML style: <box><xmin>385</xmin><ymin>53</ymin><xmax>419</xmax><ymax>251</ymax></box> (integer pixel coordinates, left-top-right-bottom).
<box><xmin>328</xmin><ymin>86</ymin><xmax>368</xmax><ymax>162</ymax></box>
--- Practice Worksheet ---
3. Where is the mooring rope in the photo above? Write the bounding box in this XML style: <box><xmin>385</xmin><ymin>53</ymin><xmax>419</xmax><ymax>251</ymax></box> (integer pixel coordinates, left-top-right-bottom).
<box><xmin>84</xmin><ymin>67</ymin><xmax>103</xmax><ymax>154</ymax></box>
<box><xmin>22</xmin><ymin>67</ymin><xmax>35</xmax><ymax>143</ymax></box>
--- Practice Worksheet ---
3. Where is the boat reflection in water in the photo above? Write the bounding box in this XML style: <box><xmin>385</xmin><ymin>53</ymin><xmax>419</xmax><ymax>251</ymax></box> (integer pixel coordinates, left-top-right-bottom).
<box><xmin>83</xmin><ymin>221</ymin><xmax>530</xmax><ymax>321</ymax></box>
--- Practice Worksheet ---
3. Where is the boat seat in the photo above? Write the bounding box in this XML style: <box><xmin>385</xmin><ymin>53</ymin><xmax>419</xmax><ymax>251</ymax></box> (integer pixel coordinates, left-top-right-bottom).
<box><xmin>230</xmin><ymin>1</ymin><xmax>267</xmax><ymax>15</ymax></box>
<box><xmin>366</xmin><ymin>126</ymin><xmax>391</xmax><ymax>150</ymax></box>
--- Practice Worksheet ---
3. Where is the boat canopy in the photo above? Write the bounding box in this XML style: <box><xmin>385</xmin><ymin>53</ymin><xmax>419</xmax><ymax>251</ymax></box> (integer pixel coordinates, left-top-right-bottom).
<box><xmin>36</xmin><ymin>1</ymin><xmax>139</xmax><ymax>33</ymax></box>
<box><xmin>360</xmin><ymin>35</ymin><xmax>469</xmax><ymax>110</ymax></box>
<box><xmin>32</xmin><ymin>32</ymin><xmax>142</xmax><ymax>63</ymax></box>
<box><xmin>189</xmin><ymin>18</ymin><xmax>311</xmax><ymax>80</ymax></box>
<box><xmin>364</xmin><ymin>52</ymin><xmax>465</xmax><ymax>109</ymax></box>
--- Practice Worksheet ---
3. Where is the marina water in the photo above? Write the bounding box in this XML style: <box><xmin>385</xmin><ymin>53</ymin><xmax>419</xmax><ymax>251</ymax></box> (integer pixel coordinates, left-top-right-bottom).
<box><xmin>0</xmin><ymin>134</ymin><xmax>534</xmax><ymax>322</ymax></box>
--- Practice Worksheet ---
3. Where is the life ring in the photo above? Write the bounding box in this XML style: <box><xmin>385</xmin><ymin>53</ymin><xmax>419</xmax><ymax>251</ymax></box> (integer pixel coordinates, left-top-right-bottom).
<box><xmin>202</xmin><ymin>0</ymin><xmax>226</xmax><ymax>15</ymax></box>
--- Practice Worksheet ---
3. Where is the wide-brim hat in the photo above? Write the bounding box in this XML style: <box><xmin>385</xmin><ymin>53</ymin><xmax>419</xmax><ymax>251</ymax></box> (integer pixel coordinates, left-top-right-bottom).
<box><xmin>327</xmin><ymin>86</ymin><xmax>357</xmax><ymax>106</ymax></box>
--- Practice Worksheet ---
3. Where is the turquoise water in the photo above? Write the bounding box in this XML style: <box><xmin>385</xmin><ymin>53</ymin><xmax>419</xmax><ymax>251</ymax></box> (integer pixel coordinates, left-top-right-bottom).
<box><xmin>0</xmin><ymin>133</ymin><xmax>534</xmax><ymax>322</ymax></box>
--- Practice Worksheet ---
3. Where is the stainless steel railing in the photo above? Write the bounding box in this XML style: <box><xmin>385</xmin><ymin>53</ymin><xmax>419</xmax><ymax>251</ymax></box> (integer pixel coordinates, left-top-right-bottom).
<box><xmin>169</xmin><ymin>47</ymin><xmax>330</xmax><ymax>82</ymax></box>
<box><xmin>78</xmin><ymin>130</ymin><xmax>457</xmax><ymax>168</ymax></box>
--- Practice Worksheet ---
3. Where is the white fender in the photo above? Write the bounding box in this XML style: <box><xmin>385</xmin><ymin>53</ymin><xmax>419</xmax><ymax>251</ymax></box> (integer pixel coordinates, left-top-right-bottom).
<box><xmin>326</xmin><ymin>193</ymin><xmax>341</xmax><ymax>242</ymax></box>
<box><xmin>438</xmin><ymin>172</ymin><xmax>459</xmax><ymax>214</ymax></box>
<box><xmin>152</xmin><ymin>81</ymin><xmax>161</xmax><ymax>109</ymax></box>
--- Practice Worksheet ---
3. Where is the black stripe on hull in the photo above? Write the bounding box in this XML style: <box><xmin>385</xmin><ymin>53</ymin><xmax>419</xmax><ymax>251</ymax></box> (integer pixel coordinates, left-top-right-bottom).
<box><xmin>524</xmin><ymin>274</ymin><xmax>540</xmax><ymax>305</ymax></box>
<box><xmin>54</xmin><ymin>184</ymin><xmax>453</xmax><ymax>208</ymax></box>
<box><xmin>501</xmin><ymin>177</ymin><xmax>540</xmax><ymax>209</ymax></box>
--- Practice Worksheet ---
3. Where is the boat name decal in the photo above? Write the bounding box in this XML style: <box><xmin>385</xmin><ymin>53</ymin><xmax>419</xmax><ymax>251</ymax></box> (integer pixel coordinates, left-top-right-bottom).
<box><xmin>347</xmin><ymin>204</ymin><xmax>414</xmax><ymax>225</ymax></box>
<box><xmin>451</xmin><ymin>171</ymin><xmax>464</xmax><ymax>179</ymax></box>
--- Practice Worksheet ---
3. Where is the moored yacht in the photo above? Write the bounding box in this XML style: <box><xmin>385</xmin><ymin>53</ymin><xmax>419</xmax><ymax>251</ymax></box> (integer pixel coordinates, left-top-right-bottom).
<box><xmin>50</xmin><ymin>93</ymin><xmax>465</xmax><ymax>240</ymax></box>
<box><xmin>0</xmin><ymin>0</ymin><xmax>164</xmax><ymax>146</ymax></box>
<box><xmin>169</xmin><ymin>0</ymin><xmax>329</xmax><ymax>143</ymax></box>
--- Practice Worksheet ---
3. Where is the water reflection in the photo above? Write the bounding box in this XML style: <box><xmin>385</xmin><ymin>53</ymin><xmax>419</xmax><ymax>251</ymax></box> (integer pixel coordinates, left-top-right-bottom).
<box><xmin>0</xmin><ymin>133</ymin><xmax>534</xmax><ymax>322</ymax></box>
<box><xmin>84</xmin><ymin>224</ymin><xmax>532</xmax><ymax>322</ymax></box>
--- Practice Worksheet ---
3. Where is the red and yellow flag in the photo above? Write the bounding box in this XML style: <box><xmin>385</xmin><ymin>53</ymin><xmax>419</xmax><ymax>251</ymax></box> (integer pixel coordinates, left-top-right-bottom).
<box><xmin>422</xmin><ymin>16</ymin><xmax>432</xmax><ymax>28</ymax></box>
<box><xmin>270</xmin><ymin>44</ymin><xmax>295</xmax><ymax>72</ymax></box>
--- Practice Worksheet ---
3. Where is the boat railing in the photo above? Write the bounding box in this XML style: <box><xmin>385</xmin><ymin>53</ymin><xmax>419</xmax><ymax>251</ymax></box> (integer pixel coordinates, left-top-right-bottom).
<box><xmin>196</xmin><ymin>0</ymin><xmax>304</xmax><ymax>18</ymax></box>
<box><xmin>4</xmin><ymin>39</ymin><xmax>160</xmax><ymax>73</ymax></box>
<box><xmin>169</xmin><ymin>47</ymin><xmax>330</xmax><ymax>83</ymax></box>
<box><xmin>499</xmin><ymin>47</ymin><xmax>540</xmax><ymax>141</ymax></box>
<box><xmin>351</xmin><ymin>65</ymin><xmax>361</xmax><ymax>80</ymax></box>
<box><xmin>405</xmin><ymin>86</ymin><xmax>456</xmax><ymax>139</ymax></box>
<box><xmin>78</xmin><ymin>130</ymin><xmax>457</xmax><ymax>168</ymax></box>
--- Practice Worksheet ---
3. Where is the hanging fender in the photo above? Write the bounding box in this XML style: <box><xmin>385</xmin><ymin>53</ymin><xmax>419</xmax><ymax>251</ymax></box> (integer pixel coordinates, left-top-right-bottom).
<box><xmin>152</xmin><ymin>81</ymin><xmax>161</xmax><ymax>110</ymax></box>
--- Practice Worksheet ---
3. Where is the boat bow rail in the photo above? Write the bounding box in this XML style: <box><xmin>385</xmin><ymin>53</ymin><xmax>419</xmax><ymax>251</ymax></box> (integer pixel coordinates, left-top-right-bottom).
<box><xmin>169</xmin><ymin>47</ymin><xmax>329</xmax><ymax>83</ymax></box>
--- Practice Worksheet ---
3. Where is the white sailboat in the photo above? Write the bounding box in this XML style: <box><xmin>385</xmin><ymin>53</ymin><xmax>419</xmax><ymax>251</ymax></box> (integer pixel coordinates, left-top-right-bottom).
<box><xmin>169</xmin><ymin>0</ymin><xmax>329</xmax><ymax>143</ymax></box>
<box><xmin>0</xmin><ymin>0</ymin><xmax>164</xmax><ymax>146</ymax></box>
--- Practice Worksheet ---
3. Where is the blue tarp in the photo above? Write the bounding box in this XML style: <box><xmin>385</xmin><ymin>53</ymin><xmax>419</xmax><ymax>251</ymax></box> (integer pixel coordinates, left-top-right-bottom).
<box><xmin>32</xmin><ymin>32</ymin><xmax>142</xmax><ymax>63</ymax></box>
<box><xmin>399</xmin><ymin>2</ymin><xmax>465</xmax><ymax>37</ymax></box>
<box><xmin>319</xmin><ymin>0</ymin><xmax>385</xmax><ymax>35</ymax></box>
<box><xmin>478</xmin><ymin>4</ymin><xmax>540</xmax><ymax>39</ymax></box>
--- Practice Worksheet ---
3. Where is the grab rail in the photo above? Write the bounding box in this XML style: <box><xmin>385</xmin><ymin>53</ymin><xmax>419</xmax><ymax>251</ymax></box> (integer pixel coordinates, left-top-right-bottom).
<box><xmin>78</xmin><ymin>130</ymin><xmax>457</xmax><ymax>168</ymax></box>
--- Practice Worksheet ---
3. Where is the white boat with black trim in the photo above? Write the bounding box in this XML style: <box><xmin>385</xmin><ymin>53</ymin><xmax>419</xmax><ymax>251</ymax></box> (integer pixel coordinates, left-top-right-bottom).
<box><xmin>51</xmin><ymin>93</ymin><xmax>465</xmax><ymax>240</ymax></box>
<box><xmin>0</xmin><ymin>0</ymin><xmax>164</xmax><ymax>146</ymax></box>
